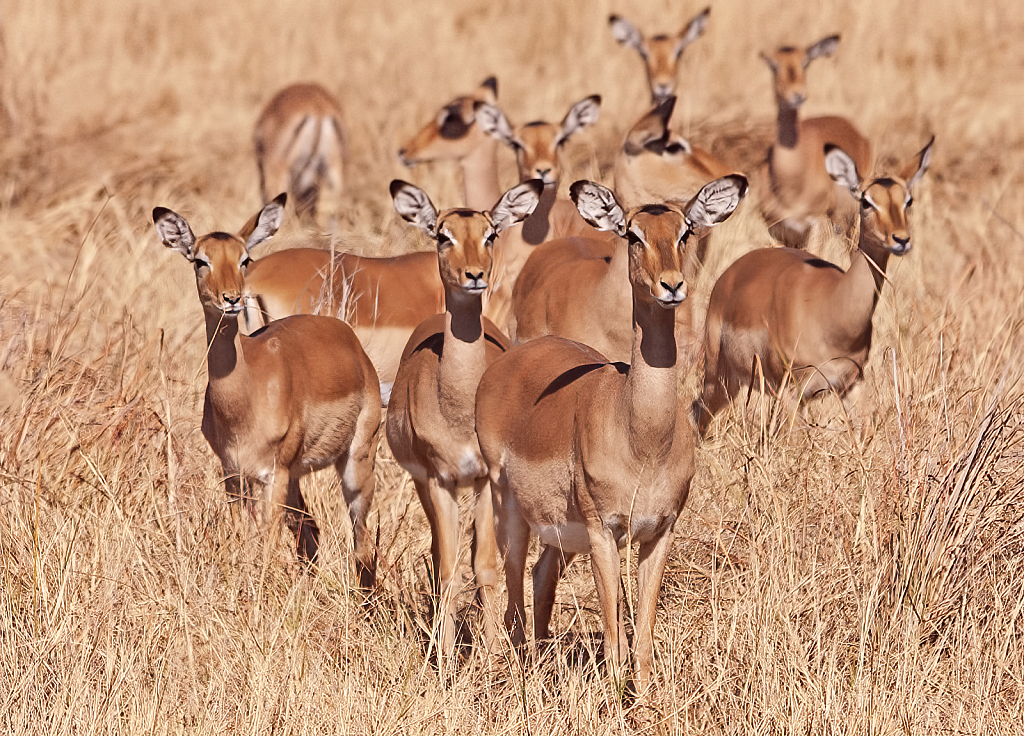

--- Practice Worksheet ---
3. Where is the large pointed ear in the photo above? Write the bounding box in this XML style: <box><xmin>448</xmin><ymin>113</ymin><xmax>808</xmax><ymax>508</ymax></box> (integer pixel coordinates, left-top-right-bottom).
<box><xmin>675</xmin><ymin>6</ymin><xmax>710</xmax><ymax>56</ymax></box>
<box><xmin>491</xmin><ymin>180</ymin><xmax>543</xmax><ymax>234</ymax></box>
<box><xmin>806</xmin><ymin>34</ymin><xmax>840</xmax><ymax>64</ymax></box>
<box><xmin>153</xmin><ymin>206</ymin><xmax>197</xmax><ymax>260</ymax></box>
<box><xmin>609</xmin><ymin>15</ymin><xmax>644</xmax><ymax>52</ymax></box>
<box><xmin>570</xmin><ymin>180</ymin><xmax>626</xmax><ymax>236</ymax></box>
<box><xmin>478</xmin><ymin>76</ymin><xmax>498</xmax><ymax>105</ymax></box>
<box><xmin>390</xmin><ymin>179</ymin><xmax>438</xmax><ymax>235</ymax></box>
<box><xmin>685</xmin><ymin>174</ymin><xmax>748</xmax><ymax>232</ymax></box>
<box><xmin>239</xmin><ymin>192</ymin><xmax>286</xmax><ymax>251</ymax></box>
<box><xmin>760</xmin><ymin>50</ymin><xmax>779</xmax><ymax>74</ymax></box>
<box><xmin>476</xmin><ymin>102</ymin><xmax>517</xmax><ymax>147</ymax></box>
<box><xmin>901</xmin><ymin>135</ymin><xmax>934</xmax><ymax>193</ymax></box>
<box><xmin>824</xmin><ymin>145</ymin><xmax>860</xmax><ymax>196</ymax></box>
<box><xmin>557</xmin><ymin>95</ymin><xmax>601</xmax><ymax>147</ymax></box>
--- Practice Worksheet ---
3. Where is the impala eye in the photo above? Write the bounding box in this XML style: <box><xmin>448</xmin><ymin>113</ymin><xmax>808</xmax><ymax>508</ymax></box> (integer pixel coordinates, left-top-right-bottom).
<box><xmin>240</xmin><ymin>255</ymin><xmax>252</xmax><ymax>269</ymax></box>
<box><xmin>665</xmin><ymin>142</ymin><xmax>685</xmax><ymax>154</ymax></box>
<box><xmin>195</xmin><ymin>258</ymin><xmax>212</xmax><ymax>271</ymax></box>
<box><xmin>905</xmin><ymin>196</ymin><xmax>914</xmax><ymax>208</ymax></box>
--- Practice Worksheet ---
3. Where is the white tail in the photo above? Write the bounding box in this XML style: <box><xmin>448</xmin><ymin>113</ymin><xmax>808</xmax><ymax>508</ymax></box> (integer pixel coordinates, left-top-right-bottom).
<box><xmin>476</xmin><ymin>176</ymin><xmax>745</xmax><ymax>693</ymax></box>
<box><xmin>757</xmin><ymin>35</ymin><xmax>874</xmax><ymax>248</ymax></box>
<box><xmin>386</xmin><ymin>178</ymin><xmax>541</xmax><ymax>661</ymax></box>
<box><xmin>153</xmin><ymin>194</ymin><xmax>381</xmax><ymax>583</ymax></box>
<box><xmin>254</xmin><ymin>83</ymin><xmax>347</xmax><ymax>231</ymax></box>
<box><xmin>698</xmin><ymin>137</ymin><xmax>934</xmax><ymax>436</ymax></box>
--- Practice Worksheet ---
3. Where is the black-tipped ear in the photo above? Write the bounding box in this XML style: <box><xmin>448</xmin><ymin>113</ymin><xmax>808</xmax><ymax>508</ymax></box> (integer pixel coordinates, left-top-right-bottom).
<box><xmin>153</xmin><ymin>207</ymin><xmax>197</xmax><ymax>260</ymax></box>
<box><xmin>491</xmin><ymin>180</ymin><xmax>543</xmax><ymax>233</ymax></box>
<box><xmin>686</xmin><ymin>174</ymin><xmax>748</xmax><ymax>230</ymax></box>
<box><xmin>481</xmin><ymin>76</ymin><xmax>498</xmax><ymax>100</ymax></box>
<box><xmin>391</xmin><ymin>179</ymin><xmax>438</xmax><ymax>235</ymax></box>
<box><xmin>824</xmin><ymin>144</ymin><xmax>860</xmax><ymax>195</ymax></box>
<box><xmin>570</xmin><ymin>180</ymin><xmax>626</xmax><ymax>236</ymax></box>
<box><xmin>902</xmin><ymin>135</ymin><xmax>934</xmax><ymax>193</ymax></box>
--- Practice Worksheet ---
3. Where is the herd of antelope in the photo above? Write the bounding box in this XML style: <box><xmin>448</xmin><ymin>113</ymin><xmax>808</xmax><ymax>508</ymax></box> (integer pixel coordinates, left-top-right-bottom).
<box><xmin>153</xmin><ymin>9</ymin><xmax>933</xmax><ymax>694</ymax></box>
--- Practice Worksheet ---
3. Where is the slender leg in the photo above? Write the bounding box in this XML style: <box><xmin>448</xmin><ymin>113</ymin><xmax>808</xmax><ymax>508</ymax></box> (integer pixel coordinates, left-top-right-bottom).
<box><xmin>284</xmin><ymin>474</ymin><xmax>320</xmax><ymax>563</ymax></box>
<box><xmin>428</xmin><ymin>476</ymin><xmax>461</xmax><ymax>659</ymax></box>
<box><xmin>472</xmin><ymin>477</ymin><xmax>500</xmax><ymax>653</ymax></box>
<box><xmin>336</xmin><ymin>408</ymin><xmax>380</xmax><ymax>590</ymax></box>
<box><xmin>532</xmin><ymin>545</ymin><xmax>574</xmax><ymax>642</ymax></box>
<box><xmin>634</xmin><ymin>526</ymin><xmax>675</xmax><ymax>695</ymax></box>
<box><xmin>493</xmin><ymin>474</ymin><xmax>530</xmax><ymax>650</ymax></box>
<box><xmin>589</xmin><ymin>525</ymin><xmax>627</xmax><ymax>684</ymax></box>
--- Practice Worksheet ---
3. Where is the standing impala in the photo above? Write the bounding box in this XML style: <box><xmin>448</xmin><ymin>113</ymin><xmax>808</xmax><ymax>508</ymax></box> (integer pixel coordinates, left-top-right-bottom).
<box><xmin>509</xmin><ymin>97</ymin><xmax>737</xmax><ymax>358</ymax></box>
<box><xmin>254</xmin><ymin>83</ymin><xmax>347</xmax><ymax>231</ymax></box>
<box><xmin>608</xmin><ymin>7</ymin><xmax>710</xmax><ymax>104</ymax></box>
<box><xmin>153</xmin><ymin>195</ymin><xmax>381</xmax><ymax>584</ymax></box>
<box><xmin>475</xmin><ymin>95</ymin><xmax>616</xmax><ymax>330</ymax></box>
<box><xmin>758</xmin><ymin>35</ymin><xmax>874</xmax><ymax>248</ymax></box>
<box><xmin>387</xmin><ymin>178</ymin><xmax>542</xmax><ymax>660</ymax></box>
<box><xmin>697</xmin><ymin>137</ymin><xmax>933</xmax><ymax>436</ymax></box>
<box><xmin>476</xmin><ymin>176</ymin><xmax>747</xmax><ymax>693</ymax></box>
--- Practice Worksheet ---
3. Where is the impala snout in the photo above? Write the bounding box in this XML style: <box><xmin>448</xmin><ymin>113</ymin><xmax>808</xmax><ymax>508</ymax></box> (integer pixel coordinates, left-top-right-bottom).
<box><xmin>889</xmin><ymin>233</ymin><xmax>912</xmax><ymax>255</ymax></box>
<box><xmin>533</xmin><ymin>166</ymin><xmax>555</xmax><ymax>186</ymax></box>
<box><xmin>397</xmin><ymin>148</ymin><xmax>416</xmax><ymax>168</ymax></box>
<box><xmin>655</xmin><ymin>274</ymin><xmax>687</xmax><ymax>307</ymax></box>
<box><xmin>651</xmin><ymin>83</ymin><xmax>675</xmax><ymax>106</ymax></box>
<box><xmin>462</xmin><ymin>269</ymin><xmax>489</xmax><ymax>293</ymax></box>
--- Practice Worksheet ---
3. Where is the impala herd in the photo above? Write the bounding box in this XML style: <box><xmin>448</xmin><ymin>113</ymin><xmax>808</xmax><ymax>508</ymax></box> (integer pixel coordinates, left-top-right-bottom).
<box><xmin>154</xmin><ymin>11</ymin><xmax>932</xmax><ymax>695</ymax></box>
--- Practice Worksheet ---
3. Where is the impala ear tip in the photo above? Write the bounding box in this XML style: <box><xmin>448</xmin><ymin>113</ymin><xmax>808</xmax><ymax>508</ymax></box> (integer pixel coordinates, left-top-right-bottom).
<box><xmin>389</xmin><ymin>179</ymin><xmax>410</xmax><ymax>198</ymax></box>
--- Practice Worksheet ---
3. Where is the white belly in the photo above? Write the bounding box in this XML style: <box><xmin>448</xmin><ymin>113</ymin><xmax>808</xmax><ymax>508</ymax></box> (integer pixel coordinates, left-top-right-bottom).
<box><xmin>534</xmin><ymin>522</ymin><xmax>591</xmax><ymax>554</ymax></box>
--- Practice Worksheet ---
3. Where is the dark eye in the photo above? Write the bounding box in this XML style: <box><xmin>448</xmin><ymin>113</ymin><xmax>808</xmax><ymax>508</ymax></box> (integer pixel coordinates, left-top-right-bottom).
<box><xmin>195</xmin><ymin>258</ymin><xmax>212</xmax><ymax>271</ymax></box>
<box><xmin>905</xmin><ymin>196</ymin><xmax>914</xmax><ymax>208</ymax></box>
<box><xmin>665</xmin><ymin>142</ymin><xmax>685</xmax><ymax>154</ymax></box>
<box><xmin>437</xmin><ymin>233</ymin><xmax>453</xmax><ymax>250</ymax></box>
<box><xmin>860</xmin><ymin>195</ymin><xmax>874</xmax><ymax>210</ymax></box>
<box><xmin>240</xmin><ymin>255</ymin><xmax>252</xmax><ymax>270</ymax></box>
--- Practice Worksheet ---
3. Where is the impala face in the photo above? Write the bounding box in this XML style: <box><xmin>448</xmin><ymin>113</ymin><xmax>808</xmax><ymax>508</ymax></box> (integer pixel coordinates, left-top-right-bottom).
<box><xmin>625</xmin><ymin>205</ymin><xmax>690</xmax><ymax>308</ymax></box>
<box><xmin>435</xmin><ymin>210</ymin><xmax>497</xmax><ymax>294</ymax></box>
<box><xmin>153</xmin><ymin>194</ymin><xmax>285</xmax><ymax>318</ymax></box>
<box><xmin>398</xmin><ymin>77</ymin><xmax>498</xmax><ymax>165</ymax></box>
<box><xmin>609</xmin><ymin>8</ymin><xmax>711</xmax><ymax>105</ymax></box>
<box><xmin>477</xmin><ymin>96</ymin><xmax>601</xmax><ymax>187</ymax></box>
<box><xmin>761</xmin><ymin>35</ymin><xmax>840</xmax><ymax>109</ymax></box>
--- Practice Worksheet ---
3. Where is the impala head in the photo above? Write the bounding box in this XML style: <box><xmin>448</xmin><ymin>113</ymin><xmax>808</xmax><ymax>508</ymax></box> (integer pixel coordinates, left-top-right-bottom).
<box><xmin>826</xmin><ymin>136</ymin><xmax>934</xmax><ymax>256</ymax></box>
<box><xmin>391</xmin><ymin>179</ymin><xmax>542</xmax><ymax>294</ymax></box>
<box><xmin>761</xmin><ymin>34</ymin><xmax>840</xmax><ymax>110</ymax></box>
<box><xmin>572</xmin><ymin>174</ymin><xmax>747</xmax><ymax>308</ymax></box>
<box><xmin>398</xmin><ymin>77</ymin><xmax>499</xmax><ymax>166</ymax></box>
<box><xmin>153</xmin><ymin>194</ymin><xmax>286</xmax><ymax>316</ymax></box>
<box><xmin>477</xmin><ymin>96</ymin><xmax>601</xmax><ymax>187</ymax></box>
<box><xmin>609</xmin><ymin>7</ymin><xmax>710</xmax><ymax>104</ymax></box>
<box><xmin>621</xmin><ymin>95</ymin><xmax>692</xmax><ymax>160</ymax></box>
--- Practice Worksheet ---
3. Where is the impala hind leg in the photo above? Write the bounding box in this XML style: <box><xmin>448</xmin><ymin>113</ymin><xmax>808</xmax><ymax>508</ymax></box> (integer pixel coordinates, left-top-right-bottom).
<box><xmin>493</xmin><ymin>477</ymin><xmax>530</xmax><ymax>650</ymax></box>
<box><xmin>284</xmin><ymin>475</ymin><xmax>320</xmax><ymax>563</ymax></box>
<box><xmin>532</xmin><ymin>545</ymin><xmax>575</xmax><ymax>642</ymax></box>
<box><xmin>336</xmin><ymin>443</ymin><xmax>379</xmax><ymax>590</ymax></box>
<box><xmin>472</xmin><ymin>477</ymin><xmax>500</xmax><ymax>653</ymax></box>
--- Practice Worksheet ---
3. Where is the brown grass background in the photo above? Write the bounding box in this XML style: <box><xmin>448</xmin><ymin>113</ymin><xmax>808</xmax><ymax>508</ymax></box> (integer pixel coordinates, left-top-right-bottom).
<box><xmin>2</xmin><ymin>0</ymin><xmax>1023</xmax><ymax>733</ymax></box>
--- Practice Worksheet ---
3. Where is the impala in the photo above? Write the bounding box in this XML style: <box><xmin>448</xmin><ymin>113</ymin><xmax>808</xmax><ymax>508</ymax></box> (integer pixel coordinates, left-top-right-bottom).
<box><xmin>758</xmin><ymin>35</ymin><xmax>874</xmax><ymax>248</ymax></box>
<box><xmin>609</xmin><ymin>7</ymin><xmax>710</xmax><ymax>104</ymax></box>
<box><xmin>476</xmin><ymin>175</ymin><xmax>746</xmax><ymax>693</ymax></box>
<box><xmin>696</xmin><ymin>137</ymin><xmax>933</xmax><ymax>436</ymax></box>
<box><xmin>398</xmin><ymin>77</ymin><xmax>503</xmax><ymax>212</ymax></box>
<box><xmin>153</xmin><ymin>194</ymin><xmax>381</xmax><ymax>584</ymax></box>
<box><xmin>387</xmin><ymin>178</ymin><xmax>542</xmax><ymax>659</ymax></box>
<box><xmin>510</xmin><ymin>98</ymin><xmax>738</xmax><ymax>358</ymax></box>
<box><xmin>476</xmin><ymin>95</ymin><xmax>616</xmax><ymax>330</ymax></box>
<box><xmin>254</xmin><ymin>83</ymin><xmax>347</xmax><ymax>230</ymax></box>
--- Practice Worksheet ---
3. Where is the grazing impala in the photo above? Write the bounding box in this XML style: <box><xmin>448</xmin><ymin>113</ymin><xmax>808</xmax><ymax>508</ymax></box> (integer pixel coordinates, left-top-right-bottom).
<box><xmin>476</xmin><ymin>95</ymin><xmax>616</xmax><ymax>330</ymax></box>
<box><xmin>398</xmin><ymin>77</ymin><xmax>503</xmax><ymax>212</ymax></box>
<box><xmin>697</xmin><ymin>138</ymin><xmax>933</xmax><ymax>436</ymax></box>
<box><xmin>510</xmin><ymin>98</ymin><xmax>739</xmax><ymax>358</ymax></box>
<box><xmin>153</xmin><ymin>195</ymin><xmax>381</xmax><ymax>584</ymax></box>
<box><xmin>758</xmin><ymin>35</ymin><xmax>874</xmax><ymax>248</ymax></box>
<box><xmin>254</xmin><ymin>83</ymin><xmax>347</xmax><ymax>230</ymax></box>
<box><xmin>608</xmin><ymin>7</ymin><xmax>711</xmax><ymax>104</ymax></box>
<box><xmin>476</xmin><ymin>176</ymin><xmax>747</xmax><ymax>693</ymax></box>
<box><xmin>387</xmin><ymin>178</ymin><xmax>542</xmax><ymax>659</ymax></box>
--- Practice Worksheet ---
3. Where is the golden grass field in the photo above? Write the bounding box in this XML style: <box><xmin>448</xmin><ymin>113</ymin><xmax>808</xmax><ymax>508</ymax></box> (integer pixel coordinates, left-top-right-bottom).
<box><xmin>2</xmin><ymin>0</ymin><xmax>1024</xmax><ymax>732</ymax></box>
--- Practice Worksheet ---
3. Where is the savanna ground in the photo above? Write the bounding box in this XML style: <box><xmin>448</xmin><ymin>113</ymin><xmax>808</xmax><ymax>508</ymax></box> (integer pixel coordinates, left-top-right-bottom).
<box><xmin>2</xmin><ymin>1</ymin><xmax>1023</xmax><ymax>733</ymax></box>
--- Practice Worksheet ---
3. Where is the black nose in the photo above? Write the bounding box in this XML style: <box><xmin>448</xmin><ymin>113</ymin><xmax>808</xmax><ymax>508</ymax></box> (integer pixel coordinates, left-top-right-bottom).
<box><xmin>660</xmin><ymin>279</ymin><xmax>684</xmax><ymax>294</ymax></box>
<box><xmin>892</xmin><ymin>235</ymin><xmax>909</xmax><ymax>246</ymax></box>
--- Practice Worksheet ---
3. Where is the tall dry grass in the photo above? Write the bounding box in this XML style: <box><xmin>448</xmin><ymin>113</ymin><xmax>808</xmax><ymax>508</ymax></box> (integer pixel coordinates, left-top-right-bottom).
<box><xmin>1</xmin><ymin>0</ymin><xmax>1023</xmax><ymax>733</ymax></box>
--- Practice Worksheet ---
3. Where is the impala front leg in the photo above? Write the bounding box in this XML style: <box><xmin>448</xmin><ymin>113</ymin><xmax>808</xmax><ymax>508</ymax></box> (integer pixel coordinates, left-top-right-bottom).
<box><xmin>472</xmin><ymin>476</ymin><xmax>500</xmax><ymax>653</ymax></box>
<box><xmin>635</xmin><ymin>523</ymin><xmax>675</xmax><ymax>695</ymax></box>
<box><xmin>589</xmin><ymin>524</ymin><xmax>628</xmax><ymax>686</ymax></box>
<box><xmin>429</xmin><ymin>476</ymin><xmax>461</xmax><ymax>660</ymax></box>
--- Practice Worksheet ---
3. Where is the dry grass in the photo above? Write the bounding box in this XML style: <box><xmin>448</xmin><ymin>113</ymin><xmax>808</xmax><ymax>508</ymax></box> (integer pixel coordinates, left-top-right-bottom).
<box><xmin>2</xmin><ymin>0</ymin><xmax>1023</xmax><ymax>733</ymax></box>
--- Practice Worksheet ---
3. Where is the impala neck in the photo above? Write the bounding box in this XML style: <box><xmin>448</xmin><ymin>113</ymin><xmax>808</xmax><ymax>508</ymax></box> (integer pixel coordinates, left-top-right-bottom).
<box><xmin>438</xmin><ymin>287</ymin><xmax>488</xmax><ymax>425</ymax></box>
<box><xmin>461</xmin><ymin>137</ymin><xmax>502</xmax><ymax>212</ymax></box>
<box><xmin>776</xmin><ymin>102</ymin><xmax>800</xmax><ymax>150</ymax></box>
<box><xmin>830</xmin><ymin>230</ymin><xmax>891</xmax><ymax>345</ymax></box>
<box><xmin>622</xmin><ymin>294</ymin><xmax>682</xmax><ymax>457</ymax></box>
<box><xmin>204</xmin><ymin>311</ymin><xmax>247</xmax><ymax>395</ymax></box>
<box><xmin>521</xmin><ymin>184</ymin><xmax>558</xmax><ymax>245</ymax></box>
